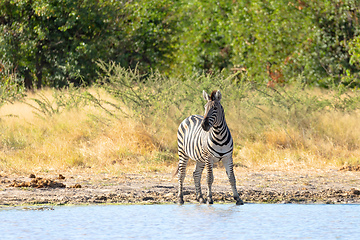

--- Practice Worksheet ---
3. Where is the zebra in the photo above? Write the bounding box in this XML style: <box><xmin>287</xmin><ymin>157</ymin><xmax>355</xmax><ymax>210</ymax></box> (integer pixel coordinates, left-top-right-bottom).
<box><xmin>176</xmin><ymin>90</ymin><xmax>243</xmax><ymax>205</ymax></box>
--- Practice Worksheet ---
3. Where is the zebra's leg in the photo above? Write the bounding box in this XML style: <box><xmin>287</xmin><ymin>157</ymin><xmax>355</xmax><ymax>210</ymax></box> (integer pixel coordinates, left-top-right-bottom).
<box><xmin>177</xmin><ymin>153</ymin><xmax>189</xmax><ymax>205</ymax></box>
<box><xmin>193</xmin><ymin>161</ymin><xmax>205</xmax><ymax>203</ymax></box>
<box><xmin>205</xmin><ymin>160</ymin><xmax>214</xmax><ymax>204</ymax></box>
<box><xmin>222</xmin><ymin>157</ymin><xmax>244</xmax><ymax>205</ymax></box>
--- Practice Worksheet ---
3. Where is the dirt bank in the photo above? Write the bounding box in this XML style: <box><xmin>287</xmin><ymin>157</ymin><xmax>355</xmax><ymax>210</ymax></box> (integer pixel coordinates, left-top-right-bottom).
<box><xmin>1</xmin><ymin>169</ymin><xmax>360</xmax><ymax>207</ymax></box>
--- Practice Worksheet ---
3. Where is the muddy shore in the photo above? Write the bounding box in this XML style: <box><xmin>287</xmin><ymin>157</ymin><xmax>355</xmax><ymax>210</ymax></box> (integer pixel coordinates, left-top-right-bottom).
<box><xmin>1</xmin><ymin>169</ymin><xmax>360</xmax><ymax>207</ymax></box>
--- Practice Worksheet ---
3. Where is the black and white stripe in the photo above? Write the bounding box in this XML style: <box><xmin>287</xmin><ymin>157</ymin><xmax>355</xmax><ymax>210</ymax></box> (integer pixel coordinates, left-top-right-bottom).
<box><xmin>176</xmin><ymin>90</ymin><xmax>243</xmax><ymax>205</ymax></box>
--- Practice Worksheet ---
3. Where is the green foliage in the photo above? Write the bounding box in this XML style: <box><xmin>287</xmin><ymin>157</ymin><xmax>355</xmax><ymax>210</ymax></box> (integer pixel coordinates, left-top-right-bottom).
<box><xmin>174</xmin><ymin>0</ymin><xmax>360</xmax><ymax>85</ymax></box>
<box><xmin>349</xmin><ymin>36</ymin><xmax>360</xmax><ymax>68</ymax></box>
<box><xmin>303</xmin><ymin>0</ymin><xmax>360</xmax><ymax>86</ymax></box>
<box><xmin>124</xmin><ymin>0</ymin><xmax>179</xmax><ymax>73</ymax></box>
<box><xmin>0</xmin><ymin>62</ymin><xmax>24</xmax><ymax>109</ymax></box>
<box><xmin>234</xmin><ymin>0</ymin><xmax>312</xmax><ymax>83</ymax></box>
<box><xmin>0</xmin><ymin>0</ymin><xmax>177</xmax><ymax>88</ymax></box>
<box><xmin>172</xmin><ymin>0</ymin><xmax>233</xmax><ymax>75</ymax></box>
<box><xmin>1</xmin><ymin>0</ymin><xmax>360</xmax><ymax>90</ymax></box>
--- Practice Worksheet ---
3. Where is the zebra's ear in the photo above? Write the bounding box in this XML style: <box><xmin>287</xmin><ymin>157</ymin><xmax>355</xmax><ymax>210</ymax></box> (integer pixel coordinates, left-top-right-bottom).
<box><xmin>214</xmin><ymin>90</ymin><xmax>222</xmax><ymax>102</ymax></box>
<box><xmin>203</xmin><ymin>90</ymin><xmax>210</xmax><ymax>101</ymax></box>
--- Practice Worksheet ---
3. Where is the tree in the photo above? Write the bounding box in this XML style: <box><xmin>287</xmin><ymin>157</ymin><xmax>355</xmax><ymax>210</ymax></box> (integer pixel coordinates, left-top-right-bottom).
<box><xmin>172</xmin><ymin>0</ymin><xmax>233</xmax><ymax>76</ymax></box>
<box><xmin>304</xmin><ymin>0</ymin><xmax>360</xmax><ymax>86</ymax></box>
<box><xmin>0</xmin><ymin>0</ymin><xmax>178</xmax><ymax>88</ymax></box>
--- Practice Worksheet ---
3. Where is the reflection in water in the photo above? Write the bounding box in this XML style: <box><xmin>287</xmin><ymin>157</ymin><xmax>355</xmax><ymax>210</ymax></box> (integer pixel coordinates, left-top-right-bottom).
<box><xmin>177</xmin><ymin>204</ymin><xmax>240</xmax><ymax>219</ymax></box>
<box><xmin>1</xmin><ymin>204</ymin><xmax>360</xmax><ymax>239</ymax></box>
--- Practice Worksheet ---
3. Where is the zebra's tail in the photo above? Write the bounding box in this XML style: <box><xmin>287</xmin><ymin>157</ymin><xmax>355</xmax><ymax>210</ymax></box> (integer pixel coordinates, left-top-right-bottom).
<box><xmin>173</xmin><ymin>165</ymin><xmax>179</xmax><ymax>178</ymax></box>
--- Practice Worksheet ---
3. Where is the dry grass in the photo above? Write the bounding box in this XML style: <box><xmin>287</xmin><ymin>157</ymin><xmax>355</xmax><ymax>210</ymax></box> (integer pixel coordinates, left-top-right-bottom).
<box><xmin>1</xmin><ymin>85</ymin><xmax>360</xmax><ymax>176</ymax></box>
<box><xmin>0</xmin><ymin>89</ymin><xmax>176</xmax><ymax>176</ymax></box>
<box><xmin>231</xmin><ymin>110</ymin><xmax>360</xmax><ymax>171</ymax></box>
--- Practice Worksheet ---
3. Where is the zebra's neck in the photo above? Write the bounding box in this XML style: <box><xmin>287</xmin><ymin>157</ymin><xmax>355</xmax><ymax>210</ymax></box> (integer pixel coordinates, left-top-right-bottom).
<box><xmin>206</xmin><ymin>115</ymin><xmax>233</xmax><ymax>157</ymax></box>
<box><xmin>211</xmin><ymin>116</ymin><xmax>228</xmax><ymax>136</ymax></box>
<box><xmin>208</xmin><ymin>112</ymin><xmax>230</xmax><ymax>140</ymax></box>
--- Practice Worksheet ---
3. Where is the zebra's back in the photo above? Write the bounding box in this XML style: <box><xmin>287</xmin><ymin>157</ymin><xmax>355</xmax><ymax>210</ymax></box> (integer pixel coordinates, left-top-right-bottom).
<box><xmin>177</xmin><ymin>115</ymin><xmax>205</xmax><ymax>162</ymax></box>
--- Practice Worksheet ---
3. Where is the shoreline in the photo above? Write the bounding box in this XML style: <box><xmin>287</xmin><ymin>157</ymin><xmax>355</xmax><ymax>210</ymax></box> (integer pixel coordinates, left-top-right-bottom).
<box><xmin>1</xmin><ymin>169</ymin><xmax>360</xmax><ymax>207</ymax></box>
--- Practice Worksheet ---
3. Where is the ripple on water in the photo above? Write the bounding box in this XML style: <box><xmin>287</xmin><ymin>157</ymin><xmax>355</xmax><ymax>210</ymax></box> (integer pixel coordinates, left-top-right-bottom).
<box><xmin>0</xmin><ymin>204</ymin><xmax>360</xmax><ymax>239</ymax></box>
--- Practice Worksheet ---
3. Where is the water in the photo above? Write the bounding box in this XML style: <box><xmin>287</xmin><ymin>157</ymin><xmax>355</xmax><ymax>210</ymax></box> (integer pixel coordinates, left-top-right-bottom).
<box><xmin>1</xmin><ymin>204</ymin><xmax>360</xmax><ymax>240</ymax></box>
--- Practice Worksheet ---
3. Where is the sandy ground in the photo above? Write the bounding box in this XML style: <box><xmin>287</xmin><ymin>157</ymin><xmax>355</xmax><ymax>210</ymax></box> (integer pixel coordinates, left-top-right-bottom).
<box><xmin>1</xmin><ymin>168</ymin><xmax>360</xmax><ymax>207</ymax></box>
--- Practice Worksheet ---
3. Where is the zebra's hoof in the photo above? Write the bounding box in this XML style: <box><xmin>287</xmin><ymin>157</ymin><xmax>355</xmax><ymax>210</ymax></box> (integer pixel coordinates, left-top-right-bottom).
<box><xmin>198</xmin><ymin>197</ymin><xmax>206</xmax><ymax>204</ymax></box>
<box><xmin>236</xmin><ymin>198</ymin><xmax>244</xmax><ymax>205</ymax></box>
<box><xmin>178</xmin><ymin>198</ymin><xmax>184</xmax><ymax>205</ymax></box>
<box><xmin>207</xmin><ymin>197</ymin><xmax>213</xmax><ymax>204</ymax></box>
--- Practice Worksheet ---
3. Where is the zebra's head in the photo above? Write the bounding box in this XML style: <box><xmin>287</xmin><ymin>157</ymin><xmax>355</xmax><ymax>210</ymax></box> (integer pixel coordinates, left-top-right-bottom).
<box><xmin>201</xmin><ymin>90</ymin><xmax>223</xmax><ymax>132</ymax></box>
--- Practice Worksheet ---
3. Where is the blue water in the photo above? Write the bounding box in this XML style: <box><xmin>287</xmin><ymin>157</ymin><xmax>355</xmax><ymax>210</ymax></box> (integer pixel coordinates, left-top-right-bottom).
<box><xmin>1</xmin><ymin>204</ymin><xmax>360</xmax><ymax>240</ymax></box>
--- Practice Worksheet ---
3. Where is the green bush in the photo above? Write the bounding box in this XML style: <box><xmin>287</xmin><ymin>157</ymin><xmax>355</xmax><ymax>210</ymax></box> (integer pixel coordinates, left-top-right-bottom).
<box><xmin>1</xmin><ymin>0</ymin><xmax>360</xmax><ymax>89</ymax></box>
<box><xmin>0</xmin><ymin>0</ymin><xmax>177</xmax><ymax>88</ymax></box>
<box><xmin>0</xmin><ymin>62</ymin><xmax>24</xmax><ymax>110</ymax></box>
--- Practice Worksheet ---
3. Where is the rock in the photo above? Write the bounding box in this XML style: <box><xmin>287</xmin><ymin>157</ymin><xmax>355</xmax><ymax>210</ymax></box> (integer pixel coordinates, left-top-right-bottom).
<box><xmin>339</xmin><ymin>165</ymin><xmax>360</xmax><ymax>171</ymax></box>
<box><xmin>57</xmin><ymin>174</ymin><xmax>65</xmax><ymax>180</ymax></box>
<box><xmin>7</xmin><ymin>177</ymin><xmax>66</xmax><ymax>188</ymax></box>
<box><xmin>350</xmin><ymin>188</ymin><xmax>360</xmax><ymax>195</ymax></box>
<box><xmin>143</xmin><ymin>196</ymin><xmax>154</xmax><ymax>201</ymax></box>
